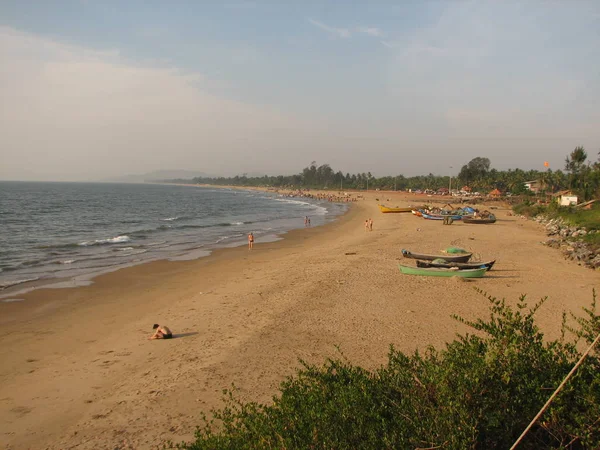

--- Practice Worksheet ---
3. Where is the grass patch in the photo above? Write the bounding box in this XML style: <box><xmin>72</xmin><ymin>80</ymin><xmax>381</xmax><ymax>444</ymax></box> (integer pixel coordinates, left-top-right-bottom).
<box><xmin>582</xmin><ymin>232</ymin><xmax>600</xmax><ymax>250</ymax></box>
<box><xmin>554</xmin><ymin>205</ymin><xmax>600</xmax><ymax>231</ymax></box>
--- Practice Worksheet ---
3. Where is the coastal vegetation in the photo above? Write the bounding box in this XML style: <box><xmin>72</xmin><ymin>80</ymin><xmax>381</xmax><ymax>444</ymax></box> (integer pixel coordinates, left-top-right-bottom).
<box><xmin>170</xmin><ymin>147</ymin><xmax>600</xmax><ymax>201</ymax></box>
<box><xmin>513</xmin><ymin>198</ymin><xmax>600</xmax><ymax>247</ymax></box>
<box><xmin>178</xmin><ymin>290</ymin><xmax>600</xmax><ymax>449</ymax></box>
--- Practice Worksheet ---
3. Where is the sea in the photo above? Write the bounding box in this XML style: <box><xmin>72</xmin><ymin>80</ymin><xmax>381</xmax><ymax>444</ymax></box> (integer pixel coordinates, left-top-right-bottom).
<box><xmin>0</xmin><ymin>181</ymin><xmax>348</xmax><ymax>298</ymax></box>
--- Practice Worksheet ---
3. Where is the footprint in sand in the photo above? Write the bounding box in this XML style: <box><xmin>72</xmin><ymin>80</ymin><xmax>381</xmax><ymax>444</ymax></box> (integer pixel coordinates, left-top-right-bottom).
<box><xmin>100</xmin><ymin>360</ymin><xmax>120</xmax><ymax>368</ymax></box>
<box><xmin>11</xmin><ymin>406</ymin><xmax>32</xmax><ymax>417</ymax></box>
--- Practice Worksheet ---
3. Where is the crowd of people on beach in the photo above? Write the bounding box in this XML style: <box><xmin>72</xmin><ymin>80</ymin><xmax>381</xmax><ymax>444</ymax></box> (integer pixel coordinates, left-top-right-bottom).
<box><xmin>272</xmin><ymin>188</ymin><xmax>359</xmax><ymax>203</ymax></box>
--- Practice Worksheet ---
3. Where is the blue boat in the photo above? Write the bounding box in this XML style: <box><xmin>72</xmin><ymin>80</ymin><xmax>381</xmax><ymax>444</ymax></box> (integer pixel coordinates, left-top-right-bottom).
<box><xmin>421</xmin><ymin>212</ymin><xmax>464</xmax><ymax>220</ymax></box>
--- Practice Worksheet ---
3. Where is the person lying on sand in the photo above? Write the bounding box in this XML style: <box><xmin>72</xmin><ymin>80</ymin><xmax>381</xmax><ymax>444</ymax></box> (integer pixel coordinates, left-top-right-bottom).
<box><xmin>149</xmin><ymin>324</ymin><xmax>172</xmax><ymax>340</ymax></box>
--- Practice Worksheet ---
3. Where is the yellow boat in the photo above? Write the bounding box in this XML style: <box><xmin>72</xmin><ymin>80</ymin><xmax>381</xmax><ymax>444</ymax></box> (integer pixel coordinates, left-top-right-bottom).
<box><xmin>378</xmin><ymin>205</ymin><xmax>413</xmax><ymax>213</ymax></box>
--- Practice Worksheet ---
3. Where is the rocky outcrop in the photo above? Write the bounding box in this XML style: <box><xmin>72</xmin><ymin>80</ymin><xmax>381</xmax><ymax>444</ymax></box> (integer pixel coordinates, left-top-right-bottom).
<box><xmin>534</xmin><ymin>215</ymin><xmax>600</xmax><ymax>269</ymax></box>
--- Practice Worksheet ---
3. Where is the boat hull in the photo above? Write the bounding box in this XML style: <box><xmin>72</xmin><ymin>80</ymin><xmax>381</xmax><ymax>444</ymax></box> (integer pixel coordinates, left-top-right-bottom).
<box><xmin>463</xmin><ymin>217</ymin><xmax>496</xmax><ymax>224</ymax></box>
<box><xmin>416</xmin><ymin>259</ymin><xmax>496</xmax><ymax>271</ymax></box>
<box><xmin>421</xmin><ymin>213</ymin><xmax>464</xmax><ymax>220</ymax></box>
<box><xmin>402</xmin><ymin>249</ymin><xmax>472</xmax><ymax>263</ymax></box>
<box><xmin>398</xmin><ymin>264</ymin><xmax>486</xmax><ymax>278</ymax></box>
<box><xmin>378</xmin><ymin>205</ymin><xmax>413</xmax><ymax>213</ymax></box>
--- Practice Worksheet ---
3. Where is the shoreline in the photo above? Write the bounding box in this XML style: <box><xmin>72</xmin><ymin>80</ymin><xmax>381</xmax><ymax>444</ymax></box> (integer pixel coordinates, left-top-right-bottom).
<box><xmin>2</xmin><ymin>190</ymin><xmax>599</xmax><ymax>449</ymax></box>
<box><xmin>0</xmin><ymin>196</ymin><xmax>358</xmax><ymax>326</ymax></box>
<box><xmin>0</xmin><ymin>184</ymin><xmax>351</xmax><ymax>301</ymax></box>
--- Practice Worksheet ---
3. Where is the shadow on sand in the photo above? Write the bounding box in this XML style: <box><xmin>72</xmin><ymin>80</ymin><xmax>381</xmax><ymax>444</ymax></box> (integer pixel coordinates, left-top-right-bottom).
<box><xmin>482</xmin><ymin>275</ymin><xmax>519</xmax><ymax>279</ymax></box>
<box><xmin>172</xmin><ymin>332</ymin><xmax>199</xmax><ymax>339</ymax></box>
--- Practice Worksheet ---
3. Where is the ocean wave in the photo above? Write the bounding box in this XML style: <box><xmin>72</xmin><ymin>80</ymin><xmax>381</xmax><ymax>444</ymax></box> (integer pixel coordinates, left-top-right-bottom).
<box><xmin>59</xmin><ymin>259</ymin><xmax>75</xmax><ymax>264</ymax></box>
<box><xmin>2</xmin><ymin>298</ymin><xmax>25</xmax><ymax>303</ymax></box>
<box><xmin>147</xmin><ymin>241</ymin><xmax>167</xmax><ymax>247</ymax></box>
<box><xmin>178</xmin><ymin>222</ymin><xmax>247</xmax><ymax>230</ymax></box>
<box><xmin>312</xmin><ymin>205</ymin><xmax>329</xmax><ymax>216</ymax></box>
<box><xmin>161</xmin><ymin>217</ymin><xmax>179</xmax><ymax>221</ymax></box>
<box><xmin>215</xmin><ymin>233</ymin><xmax>245</xmax><ymax>243</ymax></box>
<box><xmin>273</xmin><ymin>198</ymin><xmax>314</xmax><ymax>207</ymax></box>
<box><xmin>0</xmin><ymin>277</ymin><xmax>40</xmax><ymax>290</ymax></box>
<box><xmin>117</xmin><ymin>247</ymin><xmax>134</xmax><ymax>251</ymax></box>
<box><xmin>21</xmin><ymin>258</ymin><xmax>44</xmax><ymax>267</ymax></box>
<box><xmin>38</xmin><ymin>243</ymin><xmax>80</xmax><ymax>250</ymax></box>
<box><xmin>115</xmin><ymin>249</ymin><xmax>147</xmax><ymax>257</ymax></box>
<box><xmin>79</xmin><ymin>235</ymin><xmax>131</xmax><ymax>246</ymax></box>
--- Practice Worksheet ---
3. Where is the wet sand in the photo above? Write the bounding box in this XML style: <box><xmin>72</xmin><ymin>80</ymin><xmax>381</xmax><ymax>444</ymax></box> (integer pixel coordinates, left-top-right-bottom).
<box><xmin>1</xmin><ymin>190</ymin><xmax>598</xmax><ymax>449</ymax></box>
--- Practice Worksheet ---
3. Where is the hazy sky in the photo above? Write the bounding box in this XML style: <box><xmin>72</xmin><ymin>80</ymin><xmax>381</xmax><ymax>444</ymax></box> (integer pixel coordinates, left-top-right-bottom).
<box><xmin>1</xmin><ymin>1</ymin><xmax>599</xmax><ymax>181</ymax></box>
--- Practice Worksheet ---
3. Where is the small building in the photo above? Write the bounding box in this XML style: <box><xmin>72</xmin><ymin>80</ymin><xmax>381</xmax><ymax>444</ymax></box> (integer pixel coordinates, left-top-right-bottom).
<box><xmin>524</xmin><ymin>180</ymin><xmax>541</xmax><ymax>193</ymax></box>
<box><xmin>553</xmin><ymin>190</ymin><xmax>578</xmax><ymax>206</ymax></box>
<box><xmin>489</xmin><ymin>188</ymin><xmax>502</xmax><ymax>197</ymax></box>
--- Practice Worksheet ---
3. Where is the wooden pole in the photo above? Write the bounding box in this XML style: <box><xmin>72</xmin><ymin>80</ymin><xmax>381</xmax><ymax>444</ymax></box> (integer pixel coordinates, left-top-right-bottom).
<box><xmin>510</xmin><ymin>331</ymin><xmax>600</xmax><ymax>450</ymax></box>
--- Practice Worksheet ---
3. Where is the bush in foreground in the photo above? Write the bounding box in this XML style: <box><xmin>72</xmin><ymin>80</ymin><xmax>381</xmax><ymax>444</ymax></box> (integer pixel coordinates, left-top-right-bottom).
<box><xmin>177</xmin><ymin>289</ymin><xmax>600</xmax><ymax>450</ymax></box>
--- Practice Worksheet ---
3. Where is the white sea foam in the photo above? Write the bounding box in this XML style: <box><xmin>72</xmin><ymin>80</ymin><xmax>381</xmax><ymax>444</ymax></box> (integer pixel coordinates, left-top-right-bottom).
<box><xmin>273</xmin><ymin>198</ymin><xmax>313</xmax><ymax>207</ymax></box>
<box><xmin>230</xmin><ymin>222</ymin><xmax>244</xmax><ymax>225</ymax></box>
<box><xmin>79</xmin><ymin>235</ymin><xmax>131</xmax><ymax>246</ymax></box>
<box><xmin>118</xmin><ymin>247</ymin><xmax>134</xmax><ymax>251</ymax></box>
<box><xmin>60</xmin><ymin>260</ymin><xmax>75</xmax><ymax>264</ymax></box>
<box><xmin>2</xmin><ymin>298</ymin><xmax>25</xmax><ymax>303</ymax></box>
<box><xmin>161</xmin><ymin>217</ymin><xmax>179</xmax><ymax>221</ymax></box>
<box><xmin>312</xmin><ymin>206</ymin><xmax>328</xmax><ymax>216</ymax></box>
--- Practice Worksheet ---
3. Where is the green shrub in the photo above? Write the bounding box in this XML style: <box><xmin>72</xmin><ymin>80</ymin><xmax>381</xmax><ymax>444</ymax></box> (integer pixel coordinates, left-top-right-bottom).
<box><xmin>512</xmin><ymin>202</ymin><xmax>547</xmax><ymax>217</ymax></box>
<box><xmin>176</xmin><ymin>290</ymin><xmax>600</xmax><ymax>450</ymax></box>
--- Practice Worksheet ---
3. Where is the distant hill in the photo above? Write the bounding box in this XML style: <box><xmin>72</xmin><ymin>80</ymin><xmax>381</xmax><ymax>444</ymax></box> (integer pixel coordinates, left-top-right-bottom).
<box><xmin>103</xmin><ymin>170</ymin><xmax>214</xmax><ymax>183</ymax></box>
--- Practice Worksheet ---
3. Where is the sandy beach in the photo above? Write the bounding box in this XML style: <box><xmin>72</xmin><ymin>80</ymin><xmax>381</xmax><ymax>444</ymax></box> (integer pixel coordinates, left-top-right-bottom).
<box><xmin>1</xmin><ymin>190</ymin><xmax>598</xmax><ymax>450</ymax></box>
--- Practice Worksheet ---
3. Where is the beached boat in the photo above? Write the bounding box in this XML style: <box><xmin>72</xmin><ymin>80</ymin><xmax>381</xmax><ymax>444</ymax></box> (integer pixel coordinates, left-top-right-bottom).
<box><xmin>401</xmin><ymin>249</ymin><xmax>472</xmax><ymax>263</ymax></box>
<box><xmin>463</xmin><ymin>216</ymin><xmax>497</xmax><ymax>224</ymax></box>
<box><xmin>416</xmin><ymin>259</ymin><xmax>496</xmax><ymax>271</ymax></box>
<box><xmin>421</xmin><ymin>212</ymin><xmax>465</xmax><ymax>220</ymax></box>
<box><xmin>411</xmin><ymin>209</ymin><xmax>423</xmax><ymax>217</ymax></box>
<box><xmin>378</xmin><ymin>205</ymin><xmax>413</xmax><ymax>213</ymax></box>
<box><xmin>398</xmin><ymin>264</ymin><xmax>486</xmax><ymax>278</ymax></box>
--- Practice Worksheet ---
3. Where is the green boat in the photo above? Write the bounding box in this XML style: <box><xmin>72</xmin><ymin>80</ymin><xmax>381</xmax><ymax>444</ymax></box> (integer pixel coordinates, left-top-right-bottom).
<box><xmin>398</xmin><ymin>264</ymin><xmax>486</xmax><ymax>278</ymax></box>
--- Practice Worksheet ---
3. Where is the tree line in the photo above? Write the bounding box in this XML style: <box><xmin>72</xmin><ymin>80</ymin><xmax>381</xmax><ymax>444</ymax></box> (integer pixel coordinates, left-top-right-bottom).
<box><xmin>174</xmin><ymin>147</ymin><xmax>600</xmax><ymax>201</ymax></box>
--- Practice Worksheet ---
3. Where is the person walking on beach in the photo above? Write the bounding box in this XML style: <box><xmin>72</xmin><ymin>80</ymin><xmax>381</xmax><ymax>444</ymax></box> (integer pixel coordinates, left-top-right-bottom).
<box><xmin>307</xmin><ymin>217</ymin><xmax>311</xmax><ymax>226</ymax></box>
<box><xmin>369</xmin><ymin>218</ymin><xmax>373</xmax><ymax>231</ymax></box>
<box><xmin>365</xmin><ymin>219</ymin><xmax>369</xmax><ymax>232</ymax></box>
<box><xmin>149</xmin><ymin>324</ymin><xmax>172</xmax><ymax>340</ymax></box>
<box><xmin>305</xmin><ymin>216</ymin><xmax>308</xmax><ymax>227</ymax></box>
<box><xmin>248</xmin><ymin>232</ymin><xmax>254</xmax><ymax>249</ymax></box>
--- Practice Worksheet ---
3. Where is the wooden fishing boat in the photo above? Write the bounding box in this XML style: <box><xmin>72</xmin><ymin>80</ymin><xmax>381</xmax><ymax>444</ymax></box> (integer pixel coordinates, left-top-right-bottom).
<box><xmin>411</xmin><ymin>210</ymin><xmax>423</xmax><ymax>217</ymax></box>
<box><xmin>416</xmin><ymin>259</ymin><xmax>496</xmax><ymax>271</ymax></box>
<box><xmin>378</xmin><ymin>205</ymin><xmax>413</xmax><ymax>213</ymax></box>
<box><xmin>421</xmin><ymin>212</ymin><xmax>464</xmax><ymax>220</ymax></box>
<box><xmin>401</xmin><ymin>249</ymin><xmax>472</xmax><ymax>263</ymax></box>
<box><xmin>463</xmin><ymin>216</ymin><xmax>497</xmax><ymax>224</ymax></box>
<box><xmin>398</xmin><ymin>264</ymin><xmax>486</xmax><ymax>278</ymax></box>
